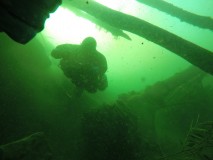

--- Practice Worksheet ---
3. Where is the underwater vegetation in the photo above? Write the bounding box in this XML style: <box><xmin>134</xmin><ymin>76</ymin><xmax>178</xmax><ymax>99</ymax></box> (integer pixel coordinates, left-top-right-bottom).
<box><xmin>80</xmin><ymin>103</ymin><xmax>143</xmax><ymax>160</ymax></box>
<box><xmin>80</xmin><ymin>102</ymin><xmax>161</xmax><ymax>160</ymax></box>
<box><xmin>160</xmin><ymin>120</ymin><xmax>213</xmax><ymax>160</ymax></box>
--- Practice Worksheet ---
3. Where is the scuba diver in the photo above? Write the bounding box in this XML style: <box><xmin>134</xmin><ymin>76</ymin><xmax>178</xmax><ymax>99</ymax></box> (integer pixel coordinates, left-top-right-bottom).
<box><xmin>51</xmin><ymin>37</ymin><xmax>108</xmax><ymax>95</ymax></box>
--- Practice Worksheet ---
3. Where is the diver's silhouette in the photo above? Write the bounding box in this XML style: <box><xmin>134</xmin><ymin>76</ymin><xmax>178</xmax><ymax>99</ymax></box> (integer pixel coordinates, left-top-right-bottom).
<box><xmin>51</xmin><ymin>37</ymin><xmax>108</xmax><ymax>95</ymax></box>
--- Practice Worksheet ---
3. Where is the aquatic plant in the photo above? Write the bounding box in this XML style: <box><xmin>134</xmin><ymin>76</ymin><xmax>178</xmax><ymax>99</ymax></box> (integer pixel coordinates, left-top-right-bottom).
<box><xmin>80</xmin><ymin>102</ymin><xmax>142</xmax><ymax>160</ymax></box>
<box><xmin>160</xmin><ymin>119</ymin><xmax>213</xmax><ymax>160</ymax></box>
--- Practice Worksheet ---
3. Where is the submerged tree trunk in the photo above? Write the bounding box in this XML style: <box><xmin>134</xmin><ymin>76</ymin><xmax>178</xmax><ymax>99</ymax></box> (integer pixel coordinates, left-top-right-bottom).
<box><xmin>137</xmin><ymin>0</ymin><xmax>213</xmax><ymax>30</ymax></box>
<box><xmin>69</xmin><ymin>0</ymin><xmax>213</xmax><ymax>75</ymax></box>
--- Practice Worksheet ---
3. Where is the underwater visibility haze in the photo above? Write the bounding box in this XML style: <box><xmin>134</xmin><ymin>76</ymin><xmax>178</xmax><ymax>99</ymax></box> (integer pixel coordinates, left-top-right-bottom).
<box><xmin>0</xmin><ymin>0</ymin><xmax>213</xmax><ymax>159</ymax></box>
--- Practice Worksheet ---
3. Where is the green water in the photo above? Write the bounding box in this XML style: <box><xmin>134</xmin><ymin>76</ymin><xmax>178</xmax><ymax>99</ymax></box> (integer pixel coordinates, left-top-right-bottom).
<box><xmin>0</xmin><ymin>0</ymin><xmax>213</xmax><ymax>160</ymax></box>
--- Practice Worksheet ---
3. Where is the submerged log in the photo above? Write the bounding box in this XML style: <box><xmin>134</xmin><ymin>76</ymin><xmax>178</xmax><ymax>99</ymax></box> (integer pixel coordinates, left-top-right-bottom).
<box><xmin>69</xmin><ymin>0</ymin><xmax>213</xmax><ymax>75</ymax></box>
<box><xmin>137</xmin><ymin>0</ymin><xmax>213</xmax><ymax>30</ymax></box>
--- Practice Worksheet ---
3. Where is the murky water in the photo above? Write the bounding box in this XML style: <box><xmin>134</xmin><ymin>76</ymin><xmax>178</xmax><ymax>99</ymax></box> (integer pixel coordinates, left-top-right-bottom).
<box><xmin>0</xmin><ymin>0</ymin><xmax>213</xmax><ymax>159</ymax></box>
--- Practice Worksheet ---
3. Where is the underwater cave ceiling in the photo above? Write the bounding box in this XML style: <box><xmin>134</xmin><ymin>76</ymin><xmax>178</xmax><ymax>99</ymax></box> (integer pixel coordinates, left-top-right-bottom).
<box><xmin>0</xmin><ymin>0</ymin><xmax>62</xmax><ymax>44</ymax></box>
<box><xmin>0</xmin><ymin>0</ymin><xmax>212</xmax><ymax>75</ymax></box>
